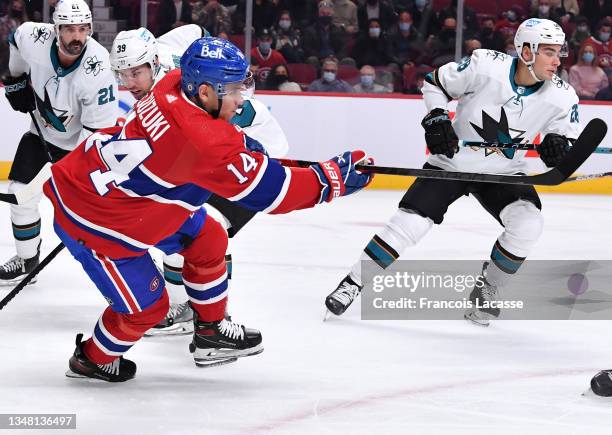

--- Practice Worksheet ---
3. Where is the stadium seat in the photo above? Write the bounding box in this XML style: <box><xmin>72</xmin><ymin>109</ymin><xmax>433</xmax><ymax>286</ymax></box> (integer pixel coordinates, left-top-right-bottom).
<box><xmin>466</xmin><ymin>0</ymin><xmax>498</xmax><ymax>17</ymax></box>
<box><xmin>431</xmin><ymin>0</ymin><xmax>452</xmax><ymax>12</ymax></box>
<box><xmin>228</xmin><ymin>34</ymin><xmax>246</xmax><ymax>52</ymax></box>
<box><xmin>287</xmin><ymin>63</ymin><xmax>317</xmax><ymax>89</ymax></box>
<box><xmin>403</xmin><ymin>64</ymin><xmax>416</xmax><ymax>91</ymax></box>
<box><xmin>338</xmin><ymin>65</ymin><xmax>360</xmax><ymax>84</ymax></box>
<box><xmin>498</xmin><ymin>0</ymin><xmax>529</xmax><ymax>14</ymax></box>
<box><xmin>146</xmin><ymin>0</ymin><xmax>160</xmax><ymax>35</ymax></box>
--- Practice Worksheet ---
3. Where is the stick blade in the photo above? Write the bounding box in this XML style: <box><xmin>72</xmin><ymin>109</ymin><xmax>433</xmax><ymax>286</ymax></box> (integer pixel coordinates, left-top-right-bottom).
<box><xmin>559</xmin><ymin>118</ymin><xmax>607</xmax><ymax>178</ymax></box>
<box><xmin>528</xmin><ymin>118</ymin><xmax>608</xmax><ymax>186</ymax></box>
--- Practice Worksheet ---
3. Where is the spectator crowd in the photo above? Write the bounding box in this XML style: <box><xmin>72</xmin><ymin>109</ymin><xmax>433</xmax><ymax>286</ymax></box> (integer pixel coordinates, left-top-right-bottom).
<box><xmin>1</xmin><ymin>0</ymin><xmax>612</xmax><ymax>99</ymax></box>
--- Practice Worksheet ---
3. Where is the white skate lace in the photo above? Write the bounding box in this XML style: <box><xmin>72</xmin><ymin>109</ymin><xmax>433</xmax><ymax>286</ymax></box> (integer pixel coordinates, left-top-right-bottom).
<box><xmin>167</xmin><ymin>302</ymin><xmax>188</xmax><ymax>320</ymax></box>
<box><xmin>218</xmin><ymin>319</ymin><xmax>245</xmax><ymax>341</ymax></box>
<box><xmin>0</xmin><ymin>256</ymin><xmax>24</xmax><ymax>273</ymax></box>
<box><xmin>97</xmin><ymin>359</ymin><xmax>120</xmax><ymax>376</ymax></box>
<box><xmin>331</xmin><ymin>282</ymin><xmax>361</xmax><ymax>306</ymax></box>
<box><xmin>480</xmin><ymin>282</ymin><xmax>498</xmax><ymax>301</ymax></box>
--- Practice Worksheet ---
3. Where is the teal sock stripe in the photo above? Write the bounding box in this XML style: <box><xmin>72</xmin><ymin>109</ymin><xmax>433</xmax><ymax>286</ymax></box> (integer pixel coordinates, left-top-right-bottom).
<box><xmin>163</xmin><ymin>268</ymin><xmax>183</xmax><ymax>286</ymax></box>
<box><xmin>225</xmin><ymin>254</ymin><xmax>232</xmax><ymax>280</ymax></box>
<box><xmin>490</xmin><ymin>242</ymin><xmax>524</xmax><ymax>274</ymax></box>
<box><xmin>364</xmin><ymin>235</ymin><xmax>398</xmax><ymax>269</ymax></box>
<box><xmin>13</xmin><ymin>220</ymin><xmax>41</xmax><ymax>241</ymax></box>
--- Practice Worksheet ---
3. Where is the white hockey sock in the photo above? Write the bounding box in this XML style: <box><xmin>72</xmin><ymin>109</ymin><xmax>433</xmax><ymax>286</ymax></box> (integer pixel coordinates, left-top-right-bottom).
<box><xmin>350</xmin><ymin>208</ymin><xmax>433</xmax><ymax>286</ymax></box>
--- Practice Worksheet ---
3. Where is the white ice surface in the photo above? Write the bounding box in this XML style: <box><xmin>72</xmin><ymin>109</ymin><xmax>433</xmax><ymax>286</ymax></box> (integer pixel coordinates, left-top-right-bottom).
<box><xmin>1</xmin><ymin>188</ymin><xmax>611</xmax><ymax>435</ymax></box>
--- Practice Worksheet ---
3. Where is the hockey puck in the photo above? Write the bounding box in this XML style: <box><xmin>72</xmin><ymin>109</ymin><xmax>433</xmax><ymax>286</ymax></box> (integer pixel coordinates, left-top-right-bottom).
<box><xmin>567</xmin><ymin>273</ymin><xmax>588</xmax><ymax>296</ymax></box>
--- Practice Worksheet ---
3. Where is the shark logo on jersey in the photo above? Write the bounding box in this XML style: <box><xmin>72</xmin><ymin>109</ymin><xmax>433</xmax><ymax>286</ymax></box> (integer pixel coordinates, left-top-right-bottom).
<box><xmin>470</xmin><ymin>107</ymin><xmax>525</xmax><ymax>159</ymax></box>
<box><xmin>486</xmin><ymin>51</ymin><xmax>507</xmax><ymax>62</ymax></box>
<box><xmin>30</xmin><ymin>26</ymin><xmax>51</xmax><ymax>44</ymax></box>
<box><xmin>551</xmin><ymin>75</ymin><xmax>570</xmax><ymax>90</ymax></box>
<box><xmin>84</xmin><ymin>56</ymin><xmax>103</xmax><ymax>76</ymax></box>
<box><xmin>34</xmin><ymin>86</ymin><xmax>71</xmax><ymax>133</ymax></box>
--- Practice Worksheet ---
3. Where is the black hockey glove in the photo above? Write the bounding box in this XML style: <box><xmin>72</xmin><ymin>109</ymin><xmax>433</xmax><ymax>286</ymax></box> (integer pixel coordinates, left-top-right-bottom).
<box><xmin>2</xmin><ymin>73</ymin><xmax>36</xmax><ymax>113</ymax></box>
<box><xmin>539</xmin><ymin>133</ymin><xmax>570</xmax><ymax>168</ymax></box>
<box><xmin>421</xmin><ymin>108</ymin><xmax>458</xmax><ymax>159</ymax></box>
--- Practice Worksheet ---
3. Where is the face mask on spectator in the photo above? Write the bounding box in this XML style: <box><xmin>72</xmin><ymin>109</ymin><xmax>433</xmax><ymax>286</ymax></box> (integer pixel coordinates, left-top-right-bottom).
<box><xmin>577</xmin><ymin>25</ymin><xmax>589</xmax><ymax>33</ymax></box>
<box><xmin>319</xmin><ymin>15</ymin><xmax>332</xmax><ymax>26</ymax></box>
<box><xmin>11</xmin><ymin>8</ymin><xmax>22</xmax><ymax>16</ymax></box>
<box><xmin>582</xmin><ymin>52</ymin><xmax>595</xmax><ymax>63</ymax></box>
<box><xmin>259</xmin><ymin>41</ymin><xmax>271</xmax><ymax>52</ymax></box>
<box><xmin>369</xmin><ymin>27</ymin><xmax>381</xmax><ymax>38</ymax></box>
<box><xmin>415</xmin><ymin>0</ymin><xmax>427</xmax><ymax>8</ymax></box>
<box><xmin>361</xmin><ymin>75</ymin><xmax>374</xmax><ymax>87</ymax></box>
<box><xmin>399</xmin><ymin>22</ymin><xmax>411</xmax><ymax>32</ymax></box>
<box><xmin>279</xmin><ymin>19</ymin><xmax>291</xmax><ymax>30</ymax></box>
<box><xmin>599</xmin><ymin>32</ymin><xmax>611</xmax><ymax>42</ymax></box>
<box><xmin>506</xmin><ymin>10</ymin><xmax>517</xmax><ymax>22</ymax></box>
<box><xmin>481</xmin><ymin>27</ymin><xmax>493</xmax><ymax>37</ymax></box>
<box><xmin>323</xmin><ymin>71</ymin><xmax>336</xmax><ymax>82</ymax></box>
<box><xmin>538</xmin><ymin>5</ymin><xmax>550</xmax><ymax>15</ymax></box>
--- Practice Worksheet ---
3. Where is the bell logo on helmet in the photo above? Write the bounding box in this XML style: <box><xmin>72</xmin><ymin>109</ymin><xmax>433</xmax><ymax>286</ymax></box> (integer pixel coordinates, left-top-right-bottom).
<box><xmin>139</xmin><ymin>28</ymin><xmax>152</xmax><ymax>42</ymax></box>
<box><xmin>200</xmin><ymin>45</ymin><xmax>226</xmax><ymax>60</ymax></box>
<box><xmin>525</xmin><ymin>19</ymin><xmax>541</xmax><ymax>27</ymax></box>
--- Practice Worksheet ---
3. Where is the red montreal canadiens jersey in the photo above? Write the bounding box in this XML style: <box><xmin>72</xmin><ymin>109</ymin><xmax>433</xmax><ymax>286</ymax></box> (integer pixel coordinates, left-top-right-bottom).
<box><xmin>44</xmin><ymin>69</ymin><xmax>321</xmax><ymax>258</ymax></box>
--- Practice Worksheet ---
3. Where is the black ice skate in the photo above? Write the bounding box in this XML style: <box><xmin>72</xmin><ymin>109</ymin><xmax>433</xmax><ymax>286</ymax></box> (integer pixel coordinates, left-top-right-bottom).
<box><xmin>145</xmin><ymin>301</ymin><xmax>194</xmax><ymax>337</ymax></box>
<box><xmin>189</xmin><ymin>311</ymin><xmax>263</xmax><ymax>368</ymax></box>
<box><xmin>0</xmin><ymin>247</ymin><xmax>40</xmax><ymax>286</ymax></box>
<box><xmin>464</xmin><ymin>266</ymin><xmax>500</xmax><ymax>327</ymax></box>
<box><xmin>65</xmin><ymin>333</ymin><xmax>136</xmax><ymax>382</ymax></box>
<box><xmin>325</xmin><ymin>274</ymin><xmax>363</xmax><ymax>317</ymax></box>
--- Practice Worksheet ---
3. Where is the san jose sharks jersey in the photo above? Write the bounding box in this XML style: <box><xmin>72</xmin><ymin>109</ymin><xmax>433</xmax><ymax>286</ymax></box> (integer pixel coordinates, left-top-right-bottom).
<box><xmin>422</xmin><ymin>49</ymin><xmax>581</xmax><ymax>175</ymax></box>
<box><xmin>156</xmin><ymin>24</ymin><xmax>206</xmax><ymax>80</ymax></box>
<box><xmin>152</xmin><ymin>25</ymin><xmax>289</xmax><ymax>157</ymax></box>
<box><xmin>8</xmin><ymin>22</ymin><xmax>118</xmax><ymax>151</ymax></box>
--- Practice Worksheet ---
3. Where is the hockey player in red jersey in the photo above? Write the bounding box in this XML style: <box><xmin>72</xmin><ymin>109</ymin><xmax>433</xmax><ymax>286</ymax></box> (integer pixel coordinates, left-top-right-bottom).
<box><xmin>43</xmin><ymin>37</ymin><xmax>373</xmax><ymax>382</ymax></box>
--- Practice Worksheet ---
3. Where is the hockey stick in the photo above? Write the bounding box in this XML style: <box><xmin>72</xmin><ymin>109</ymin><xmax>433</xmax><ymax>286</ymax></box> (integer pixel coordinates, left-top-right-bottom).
<box><xmin>0</xmin><ymin>242</ymin><xmax>65</xmax><ymax>311</ymax></box>
<box><xmin>278</xmin><ymin>118</ymin><xmax>607</xmax><ymax>186</ymax></box>
<box><xmin>565</xmin><ymin>171</ymin><xmax>612</xmax><ymax>182</ymax></box>
<box><xmin>460</xmin><ymin>140</ymin><xmax>612</xmax><ymax>154</ymax></box>
<box><xmin>29</xmin><ymin>111</ymin><xmax>54</xmax><ymax>162</ymax></box>
<box><xmin>0</xmin><ymin>114</ymin><xmax>54</xmax><ymax>205</ymax></box>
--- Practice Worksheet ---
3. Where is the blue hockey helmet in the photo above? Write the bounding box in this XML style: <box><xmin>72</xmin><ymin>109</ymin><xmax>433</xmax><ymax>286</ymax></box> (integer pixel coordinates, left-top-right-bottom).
<box><xmin>180</xmin><ymin>37</ymin><xmax>248</xmax><ymax>98</ymax></box>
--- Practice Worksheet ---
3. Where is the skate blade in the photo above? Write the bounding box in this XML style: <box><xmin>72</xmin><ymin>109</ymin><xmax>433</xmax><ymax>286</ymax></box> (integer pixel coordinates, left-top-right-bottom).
<box><xmin>0</xmin><ymin>276</ymin><xmax>37</xmax><ymax>287</ymax></box>
<box><xmin>464</xmin><ymin>310</ymin><xmax>490</xmax><ymax>327</ymax></box>
<box><xmin>65</xmin><ymin>369</ymin><xmax>108</xmax><ymax>381</ymax></box>
<box><xmin>193</xmin><ymin>344</ymin><xmax>264</xmax><ymax>367</ymax></box>
<box><xmin>323</xmin><ymin>308</ymin><xmax>332</xmax><ymax>322</ymax></box>
<box><xmin>194</xmin><ymin>357</ymin><xmax>239</xmax><ymax>368</ymax></box>
<box><xmin>144</xmin><ymin>322</ymin><xmax>194</xmax><ymax>337</ymax></box>
<box><xmin>582</xmin><ymin>388</ymin><xmax>612</xmax><ymax>399</ymax></box>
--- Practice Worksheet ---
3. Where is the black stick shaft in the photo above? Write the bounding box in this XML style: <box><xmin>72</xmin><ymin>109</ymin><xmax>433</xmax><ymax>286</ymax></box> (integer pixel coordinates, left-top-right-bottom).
<box><xmin>29</xmin><ymin>112</ymin><xmax>53</xmax><ymax>162</ymax></box>
<box><xmin>0</xmin><ymin>243</ymin><xmax>65</xmax><ymax>311</ymax></box>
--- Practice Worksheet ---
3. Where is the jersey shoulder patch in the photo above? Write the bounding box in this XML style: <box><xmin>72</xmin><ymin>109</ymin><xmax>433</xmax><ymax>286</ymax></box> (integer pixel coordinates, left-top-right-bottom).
<box><xmin>24</xmin><ymin>22</ymin><xmax>54</xmax><ymax>46</ymax></box>
<box><xmin>545</xmin><ymin>75</ymin><xmax>579</xmax><ymax>104</ymax></box>
<box><xmin>80</xmin><ymin>40</ymin><xmax>111</xmax><ymax>78</ymax></box>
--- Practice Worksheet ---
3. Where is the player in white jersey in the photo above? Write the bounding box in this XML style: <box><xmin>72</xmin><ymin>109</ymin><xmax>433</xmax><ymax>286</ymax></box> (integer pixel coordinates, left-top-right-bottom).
<box><xmin>109</xmin><ymin>26</ymin><xmax>289</xmax><ymax>335</ymax></box>
<box><xmin>0</xmin><ymin>0</ymin><xmax>117</xmax><ymax>285</ymax></box>
<box><xmin>325</xmin><ymin>18</ymin><xmax>581</xmax><ymax>326</ymax></box>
